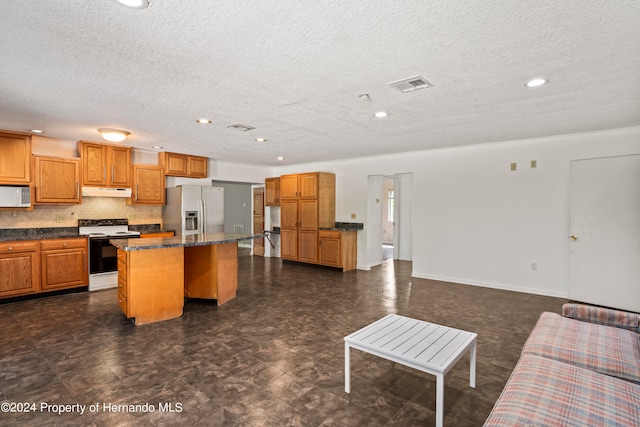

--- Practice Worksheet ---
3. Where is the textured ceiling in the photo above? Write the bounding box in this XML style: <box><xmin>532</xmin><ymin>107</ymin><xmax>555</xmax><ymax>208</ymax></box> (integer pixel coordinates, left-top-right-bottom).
<box><xmin>1</xmin><ymin>1</ymin><xmax>639</xmax><ymax>166</ymax></box>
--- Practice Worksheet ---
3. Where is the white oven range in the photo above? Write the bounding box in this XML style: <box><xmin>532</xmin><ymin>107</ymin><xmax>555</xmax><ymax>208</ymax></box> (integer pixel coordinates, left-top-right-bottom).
<box><xmin>78</xmin><ymin>219</ymin><xmax>140</xmax><ymax>291</ymax></box>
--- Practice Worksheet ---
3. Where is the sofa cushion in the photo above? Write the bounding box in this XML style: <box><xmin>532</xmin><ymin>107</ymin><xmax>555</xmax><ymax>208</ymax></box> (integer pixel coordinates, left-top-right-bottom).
<box><xmin>484</xmin><ymin>354</ymin><xmax>640</xmax><ymax>427</ymax></box>
<box><xmin>521</xmin><ymin>312</ymin><xmax>640</xmax><ymax>383</ymax></box>
<box><xmin>562</xmin><ymin>303</ymin><xmax>640</xmax><ymax>333</ymax></box>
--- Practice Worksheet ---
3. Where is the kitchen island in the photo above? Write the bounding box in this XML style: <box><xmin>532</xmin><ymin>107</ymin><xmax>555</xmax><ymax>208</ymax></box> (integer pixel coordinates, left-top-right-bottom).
<box><xmin>111</xmin><ymin>233</ymin><xmax>262</xmax><ymax>325</ymax></box>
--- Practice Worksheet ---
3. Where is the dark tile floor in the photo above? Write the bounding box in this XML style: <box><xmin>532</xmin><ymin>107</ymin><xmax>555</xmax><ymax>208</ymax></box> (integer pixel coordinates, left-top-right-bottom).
<box><xmin>0</xmin><ymin>253</ymin><xmax>567</xmax><ymax>426</ymax></box>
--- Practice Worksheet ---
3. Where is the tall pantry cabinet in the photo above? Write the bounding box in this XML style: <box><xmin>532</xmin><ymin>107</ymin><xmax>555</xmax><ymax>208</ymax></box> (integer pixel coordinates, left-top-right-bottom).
<box><xmin>280</xmin><ymin>172</ymin><xmax>335</xmax><ymax>263</ymax></box>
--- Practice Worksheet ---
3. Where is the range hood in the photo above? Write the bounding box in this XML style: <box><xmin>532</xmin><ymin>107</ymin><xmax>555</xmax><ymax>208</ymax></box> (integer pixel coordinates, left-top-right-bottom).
<box><xmin>82</xmin><ymin>187</ymin><xmax>132</xmax><ymax>198</ymax></box>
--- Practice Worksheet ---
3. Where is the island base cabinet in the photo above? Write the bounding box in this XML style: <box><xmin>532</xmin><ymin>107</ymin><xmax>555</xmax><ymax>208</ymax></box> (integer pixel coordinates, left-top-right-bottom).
<box><xmin>118</xmin><ymin>247</ymin><xmax>184</xmax><ymax>326</ymax></box>
<box><xmin>184</xmin><ymin>242</ymin><xmax>238</xmax><ymax>305</ymax></box>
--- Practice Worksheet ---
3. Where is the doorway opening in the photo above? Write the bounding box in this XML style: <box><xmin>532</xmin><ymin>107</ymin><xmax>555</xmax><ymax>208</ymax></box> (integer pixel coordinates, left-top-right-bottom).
<box><xmin>382</xmin><ymin>178</ymin><xmax>395</xmax><ymax>261</ymax></box>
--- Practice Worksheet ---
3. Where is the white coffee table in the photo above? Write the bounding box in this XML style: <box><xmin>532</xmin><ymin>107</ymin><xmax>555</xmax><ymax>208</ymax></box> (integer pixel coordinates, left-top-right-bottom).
<box><xmin>344</xmin><ymin>314</ymin><xmax>477</xmax><ymax>427</ymax></box>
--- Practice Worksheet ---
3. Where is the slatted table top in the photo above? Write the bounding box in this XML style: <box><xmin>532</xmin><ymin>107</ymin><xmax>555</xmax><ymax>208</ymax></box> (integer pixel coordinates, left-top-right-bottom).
<box><xmin>344</xmin><ymin>314</ymin><xmax>477</xmax><ymax>374</ymax></box>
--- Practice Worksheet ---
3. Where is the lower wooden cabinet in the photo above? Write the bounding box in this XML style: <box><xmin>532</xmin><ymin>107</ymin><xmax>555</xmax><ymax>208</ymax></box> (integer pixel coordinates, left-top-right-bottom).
<box><xmin>0</xmin><ymin>241</ymin><xmax>39</xmax><ymax>298</ymax></box>
<box><xmin>0</xmin><ymin>237</ymin><xmax>88</xmax><ymax>299</ymax></box>
<box><xmin>139</xmin><ymin>231</ymin><xmax>174</xmax><ymax>238</ymax></box>
<box><xmin>40</xmin><ymin>238</ymin><xmax>87</xmax><ymax>291</ymax></box>
<box><xmin>318</xmin><ymin>230</ymin><xmax>357</xmax><ymax>272</ymax></box>
<box><xmin>117</xmin><ymin>247</ymin><xmax>184</xmax><ymax>325</ymax></box>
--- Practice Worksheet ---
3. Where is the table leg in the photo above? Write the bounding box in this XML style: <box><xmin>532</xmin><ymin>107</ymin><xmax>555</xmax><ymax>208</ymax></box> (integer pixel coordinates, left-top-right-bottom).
<box><xmin>344</xmin><ymin>343</ymin><xmax>351</xmax><ymax>393</ymax></box>
<box><xmin>469</xmin><ymin>339</ymin><xmax>477</xmax><ymax>389</ymax></box>
<box><xmin>436</xmin><ymin>373</ymin><xmax>444</xmax><ymax>427</ymax></box>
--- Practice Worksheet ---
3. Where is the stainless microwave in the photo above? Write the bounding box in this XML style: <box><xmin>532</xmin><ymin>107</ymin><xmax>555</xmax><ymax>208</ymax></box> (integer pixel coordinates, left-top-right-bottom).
<box><xmin>0</xmin><ymin>186</ymin><xmax>31</xmax><ymax>208</ymax></box>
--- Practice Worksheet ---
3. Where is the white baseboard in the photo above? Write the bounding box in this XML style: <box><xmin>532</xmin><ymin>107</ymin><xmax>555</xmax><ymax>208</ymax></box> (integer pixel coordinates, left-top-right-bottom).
<box><xmin>411</xmin><ymin>272</ymin><xmax>569</xmax><ymax>299</ymax></box>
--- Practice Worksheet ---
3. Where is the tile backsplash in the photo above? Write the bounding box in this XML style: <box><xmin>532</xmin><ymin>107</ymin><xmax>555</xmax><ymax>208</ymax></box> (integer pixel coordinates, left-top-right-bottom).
<box><xmin>0</xmin><ymin>198</ymin><xmax>162</xmax><ymax>228</ymax></box>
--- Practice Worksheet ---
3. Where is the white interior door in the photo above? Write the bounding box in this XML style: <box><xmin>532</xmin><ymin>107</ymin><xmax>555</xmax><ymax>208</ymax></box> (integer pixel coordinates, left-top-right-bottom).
<box><xmin>569</xmin><ymin>154</ymin><xmax>640</xmax><ymax>313</ymax></box>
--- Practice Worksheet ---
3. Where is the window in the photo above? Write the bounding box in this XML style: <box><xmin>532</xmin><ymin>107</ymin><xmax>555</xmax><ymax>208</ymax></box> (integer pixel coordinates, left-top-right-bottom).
<box><xmin>387</xmin><ymin>189</ymin><xmax>394</xmax><ymax>222</ymax></box>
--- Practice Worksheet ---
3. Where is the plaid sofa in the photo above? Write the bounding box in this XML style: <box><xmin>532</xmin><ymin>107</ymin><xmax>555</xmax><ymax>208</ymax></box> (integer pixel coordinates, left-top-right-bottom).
<box><xmin>484</xmin><ymin>303</ymin><xmax>640</xmax><ymax>426</ymax></box>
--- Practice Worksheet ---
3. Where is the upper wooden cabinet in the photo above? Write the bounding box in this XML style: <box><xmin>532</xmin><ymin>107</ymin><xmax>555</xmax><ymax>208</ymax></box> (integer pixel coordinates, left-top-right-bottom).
<box><xmin>33</xmin><ymin>155</ymin><xmax>81</xmax><ymax>204</ymax></box>
<box><xmin>0</xmin><ymin>132</ymin><xmax>31</xmax><ymax>184</ymax></box>
<box><xmin>78</xmin><ymin>141</ymin><xmax>132</xmax><ymax>187</ymax></box>
<box><xmin>159</xmin><ymin>152</ymin><xmax>208</xmax><ymax>178</ymax></box>
<box><xmin>265</xmin><ymin>177</ymin><xmax>280</xmax><ymax>206</ymax></box>
<box><xmin>129</xmin><ymin>164</ymin><xmax>165</xmax><ymax>205</ymax></box>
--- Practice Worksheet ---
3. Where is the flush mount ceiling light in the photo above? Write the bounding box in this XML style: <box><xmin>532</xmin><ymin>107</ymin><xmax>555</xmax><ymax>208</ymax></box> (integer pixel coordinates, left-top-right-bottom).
<box><xmin>255</xmin><ymin>138</ymin><xmax>267</xmax><ymax>143</ymax></box>
<box><xmin>525</xmin><ymin>78</ymin><xmax>549</xmax><ymax>88</ymax></box>
<box><xmin>277</xmin><ymin>156</ymin><xmax>285</xmax><ymax>161</ymax></box>
<box><xmin>30</xmin><ymin>129</ymin><xmax>44</xmax><ymax>134</ymax></box>
<box><xmin>196</xmin><ymin>119</ymin><xmax>211</xmax><ymax>124</ymax></box>
<box><xmin>98</xmin><ymin>128</ymin><xmax>130</xmax><ymax>143</ymax></box>
<box><xmin>374</xmin><ymin>111</ymin><xmax>388</xmax><ymax>118</ymax></box>
<box><xmin>151</xmin><ymin>145</ymin><xmax>163</xmax><ymax>150</ymax></box>
<box><xmin>112</xmin><ymin>0</ymin><xmax>149</xmax><ymax>9</ymax></box>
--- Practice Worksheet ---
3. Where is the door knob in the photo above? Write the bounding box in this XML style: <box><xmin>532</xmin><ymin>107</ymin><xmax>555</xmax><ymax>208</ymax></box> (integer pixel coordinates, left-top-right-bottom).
<box><xmin>570</xmin><ymin>235</ymin><xmax>578</xmax><ymax>241</ymax></box>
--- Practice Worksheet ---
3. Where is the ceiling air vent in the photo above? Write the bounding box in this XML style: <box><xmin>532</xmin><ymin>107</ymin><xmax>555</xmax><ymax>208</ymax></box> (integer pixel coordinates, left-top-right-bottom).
<box><xmin>387</xmin><ymin>75</ymin><xmax>433</xmax><ymax>93</ymax></box>
<box><xmin>226</xmin><ymin>123</ymin><xmax>256</xmax><ymax>132</ymax></box>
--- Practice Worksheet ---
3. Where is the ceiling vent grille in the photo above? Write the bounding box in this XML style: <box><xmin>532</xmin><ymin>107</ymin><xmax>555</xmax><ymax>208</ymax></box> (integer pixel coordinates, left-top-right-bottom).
<box><xmin>226</xmin><ymin>123</ymin><xmax>256</xmax><ymax>132</ymax></box>
<box><xmin>387</xmin><ymin>75</ymin><xmax>433</xmax><ymax>93</ymax></box>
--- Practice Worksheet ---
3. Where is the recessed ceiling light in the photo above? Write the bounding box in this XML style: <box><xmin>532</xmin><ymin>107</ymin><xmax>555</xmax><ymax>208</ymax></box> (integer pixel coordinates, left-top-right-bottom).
<box><xmin>196</xmin><ymin>119</ymin><xmax>211</xmax><ymax>124</ymax></box>
<box><xmin>374</xmin><ymin>111</ymin><xmax>388</xmax><ymax>118</ymax></box>
<box><xmin>255</xmin><ymin>138</ymin><xmax>267</xmax><ymax>143</ymax></box>
<box><xmin>525</xmin><ymin>78</ymin><xmax>548</xmax><ymax>88</ymax></box>
<box><xmin>151</xmin><ymin>146</ymin><xmax>163</xmax><ymax>150</ymax></box>
<box><xmin>30</xmin><ymin>129</ymin><xmax>45</xmax><ymax>134</ymax></box>
<box><xmin>277</xmin><ymin>156</ymin><xmax>285</xmax><ymax>161</ymax></box>
<box><xmin>112</xmin><ymin>0</ymin><xmax>149</xmax><ymax>9</ymax></box>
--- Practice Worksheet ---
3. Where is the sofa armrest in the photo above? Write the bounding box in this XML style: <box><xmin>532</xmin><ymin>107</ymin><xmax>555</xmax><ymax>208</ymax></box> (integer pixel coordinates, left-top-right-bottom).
<box><xmin>562</xmin><ymin>303</ymin><xmax>640</xmax><ymax>333</ymax></box>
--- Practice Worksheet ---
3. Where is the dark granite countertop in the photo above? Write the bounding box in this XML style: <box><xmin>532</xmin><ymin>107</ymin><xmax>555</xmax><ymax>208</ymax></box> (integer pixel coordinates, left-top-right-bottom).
<box><xmin>111</xmin><ymin>232</ymin><xmax>266</xmax><ymax>251</ymax></box>
<box><xmin>128</xmin><ymin>224</ymin><xmax>175</xmax><ymax>234</ymax></box>
<box><xmin>319</xmin><ymin>222</ymin><xmax>364</xmax><ymax>231</ymax></box>
<box><xmin>0</xmin><ymin>227</ymin><xmax>83</xmax><ymax>242</ymax></box>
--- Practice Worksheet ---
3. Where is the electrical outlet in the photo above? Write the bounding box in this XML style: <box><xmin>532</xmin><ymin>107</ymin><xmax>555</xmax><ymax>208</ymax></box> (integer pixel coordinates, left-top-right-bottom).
<box><xmin>531</xmin><ymin>160</ymin><xmax>537</xmax><ymax>168</ymax></box>
<box><xmin>351</xmin><ymin>213</ymin><xmax>356</xmax><ymax>219</ymax></box>
<box><xmin>56</xmin><ymin>215</ymin><xmax>65</xmax><ymax>223</ymax></box>
<box><xmin>531</xmin><ymin>262</ymin><xmax>537</xmax><ymax>271</ymax></box>
<box><xmin>510</xmin><ymin>162</ymin><xmax>517</xmax><ymax>171</ymax></box>
<box><xmin>128</xmin><ymin>214</ymin><xmax>136</xmax><ymax>220</ymax></box>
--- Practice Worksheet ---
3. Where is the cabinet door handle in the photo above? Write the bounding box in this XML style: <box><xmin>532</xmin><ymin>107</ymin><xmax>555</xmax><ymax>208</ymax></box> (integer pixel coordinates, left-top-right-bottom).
<box><xmin>83</xmin><ymin>253</ymin><xmax>86</xmax><ymax>272</ymax></box>
<box><xmin>103</xmin><ymin>165</ymin><xmax>107</xmax><ymax>182</ymax></box>
<box><xmin>136</xmin><ymin>184</ymin><xmax>139</xmax><ymax>201</ymax></box>
<box><xmin>111</xmin><ymin>165</ymin><xmax>115</xmax><ymax>184</ymax></box>
<box><xmin>76</xmin><ymin>181</ymin><xmax>79</xmax><ymax>199</ymax></box>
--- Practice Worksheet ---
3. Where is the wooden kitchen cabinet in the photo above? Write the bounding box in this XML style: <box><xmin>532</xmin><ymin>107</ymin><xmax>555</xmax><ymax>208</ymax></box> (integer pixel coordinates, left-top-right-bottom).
<box><xmin>117</xmin><ymin>247</ymin><xmax>184</xmax><ymax>325</ymax></box>
<box><xmin>159</xmin><ymin>152</ymin><xmax>208</xmax><ymax>178</ymax></box>
<box><xmin>280</xmin><ymin>172</ymin><xmax>335</xmax><ymax>263</ymax></box>
<box><xmin>33</xmin><ymin>155</ymin><xmax>81</xmax><ymax>204</ymax></box>
<box><xmin>0</xmin><ymin>241</ymin><xmax>39</xmax><ymax>298</ymax></box>
<box><xmin>78</xmin><ymin>141</ymin><xmax>131</xmax><ymax>187</ymax></box>
<box><xmin>0</xmin><ymin>131</ymin><xmax>31</xmax><ymax>184</ymax></box>
<box><xmin>40</xmin><ymin>238</ymin><xmax>88</xmax><ymax>291</ymax></box>
<box><xmin>129</xmin><ymin>164</ymin><xmax>165</xmax><ymax>205</ymax></box>
<box><xmin>265</xmin><ymin>177</ymin><xmax>280</xmax><ymax>206</ymax></box>
<box><xmin>139</xmin><ymin>231</ymin><xmax>174</xmax><ymax>238</ymax></box>
<box><xmin>318</xmin><ymin>229</ymin><xmax>357</xmax><ymax>271</ymax></box>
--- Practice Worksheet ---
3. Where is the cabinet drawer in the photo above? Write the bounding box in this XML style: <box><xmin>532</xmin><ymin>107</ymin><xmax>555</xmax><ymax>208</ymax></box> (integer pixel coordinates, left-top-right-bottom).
<box><xmin>0</xmin><ymin>241</ymin><xmax>38</xmax><ymax>254</ymax></box>
<box><xmin>117</xmin><ymin>291</ymin><xmax>127</xmax><ymax>315</ymax></box>
<box><xmin>319</xmin><ymin>230</ymin><xmax>341</xmax><ymax>239</ymax></box>
<box><xmin>40</xmin><ymin>238</ymin><xmax>87</xmax><ymax>251</ymax></box>
<box><xmin>117</xmin><ymin>274</ymin><xmax>127</xmax><ymax>296</ymax></box>
<box><xmin>117</xmin><ymin>259</ymin><xmax>127</xmax><ymax>279</ymax></box>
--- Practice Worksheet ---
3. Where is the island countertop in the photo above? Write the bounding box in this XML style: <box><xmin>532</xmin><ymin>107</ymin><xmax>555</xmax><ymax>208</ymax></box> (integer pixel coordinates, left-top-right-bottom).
<box><xmin>111</xmin><ymin>232</ymin><xmax>265</xmax><ymax>251</ymax></box>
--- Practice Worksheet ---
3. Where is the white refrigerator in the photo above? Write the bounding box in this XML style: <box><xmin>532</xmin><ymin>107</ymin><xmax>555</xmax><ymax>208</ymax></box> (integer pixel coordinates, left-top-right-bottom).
<box><xmin>163</xmin><ymin>186</ymin><xmax>224</xmax><ymax>236</ymax></box>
